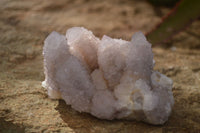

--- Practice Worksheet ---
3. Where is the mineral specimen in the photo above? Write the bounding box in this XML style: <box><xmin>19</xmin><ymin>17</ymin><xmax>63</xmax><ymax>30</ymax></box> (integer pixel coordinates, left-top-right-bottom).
<box><xmin>42</xmin><ymin>27</ymin><xmax>174</xmax><ymax>125</ymax></box>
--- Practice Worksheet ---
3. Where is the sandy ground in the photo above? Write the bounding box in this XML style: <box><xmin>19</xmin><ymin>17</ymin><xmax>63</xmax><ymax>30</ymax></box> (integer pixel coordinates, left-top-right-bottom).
<box><xmin>0</xmin><ymin>0</ymin><xmax>200</xmax><ymax>132</ymax></box>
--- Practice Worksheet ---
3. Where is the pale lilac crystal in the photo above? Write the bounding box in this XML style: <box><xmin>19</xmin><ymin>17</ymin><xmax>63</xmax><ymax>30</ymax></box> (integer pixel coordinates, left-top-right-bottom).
<box><xmin>42</xmin><ymin>27</ymin><xmax>174</xmax><ymax>125</ymax></box>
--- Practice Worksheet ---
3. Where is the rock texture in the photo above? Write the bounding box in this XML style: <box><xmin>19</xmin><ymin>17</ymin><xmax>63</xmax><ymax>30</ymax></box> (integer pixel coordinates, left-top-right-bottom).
<box><xmin>42</xmin><ymin>27</ymin><xmax>174</xmax><ymax>125</ymax></box>
<box><xmin>1</xmin><ymin>0</ymin><xmax>200</xmax><ymax>132</ymax></box>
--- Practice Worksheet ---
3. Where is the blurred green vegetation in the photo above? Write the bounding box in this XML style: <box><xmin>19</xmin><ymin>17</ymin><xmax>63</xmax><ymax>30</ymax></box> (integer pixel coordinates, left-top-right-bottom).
<box><xmin>147</xmin><ymin>0</ymin><xmax>200</xmax><ymax>45</ymax></box>
<box><xmin>148</xmin><ymin>0</ymin><xmax>179</xmax><ymax>7</ymax></box>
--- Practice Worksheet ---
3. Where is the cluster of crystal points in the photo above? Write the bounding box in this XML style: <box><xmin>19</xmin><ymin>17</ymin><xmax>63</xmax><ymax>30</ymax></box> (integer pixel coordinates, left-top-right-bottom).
<box><xmin>42</xmin><ymin>27</ymin><xmax>174</xmax><ymax>125</ymax></box>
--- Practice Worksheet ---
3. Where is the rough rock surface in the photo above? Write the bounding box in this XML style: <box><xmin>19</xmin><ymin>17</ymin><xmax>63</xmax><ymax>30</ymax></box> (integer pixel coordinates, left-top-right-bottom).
<box><xmin>43</xmin><ymin>27</ymin><xmax>174</xmax><ymax>125</ymax></box>
<box><xmin>1</xmin><ymin>0</ymin><xmax>200</xmax><ymax>132</ymax></box>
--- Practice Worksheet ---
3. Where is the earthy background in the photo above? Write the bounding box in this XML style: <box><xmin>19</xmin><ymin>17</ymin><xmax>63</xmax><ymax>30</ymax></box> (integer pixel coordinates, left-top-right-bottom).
<box><xmin>0</xmin><ymin>0</ymin><xmax>200</xmax><ymax>132</ymax></box>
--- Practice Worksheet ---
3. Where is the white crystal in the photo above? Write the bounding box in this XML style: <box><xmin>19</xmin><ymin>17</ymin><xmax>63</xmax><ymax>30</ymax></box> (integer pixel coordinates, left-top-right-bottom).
<box><xmin>43</xmin><ymin>27</ymin><xmax>174</xmax><ymax>125</ymax></box>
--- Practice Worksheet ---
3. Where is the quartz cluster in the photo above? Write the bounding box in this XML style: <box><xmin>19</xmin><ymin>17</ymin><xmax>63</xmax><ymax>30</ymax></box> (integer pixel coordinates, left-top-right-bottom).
<box><xmin>42</xmin><ymin>27</ymin><xmax>174</xmax><ymax>125</ymax></box>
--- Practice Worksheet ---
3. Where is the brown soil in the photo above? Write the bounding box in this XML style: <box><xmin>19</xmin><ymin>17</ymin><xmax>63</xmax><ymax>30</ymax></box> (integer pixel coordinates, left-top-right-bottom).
<box><xmin>0</xmin><ymin>0</ymin><xmax>200</xmax><ymax>132</ymax></box>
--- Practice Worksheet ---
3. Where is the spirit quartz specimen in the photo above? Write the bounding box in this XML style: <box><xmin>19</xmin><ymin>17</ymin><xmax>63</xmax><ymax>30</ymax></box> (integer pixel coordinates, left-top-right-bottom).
<box><xmin>42</xmin><ymin>27</ymin><xmax>174</xmax><ymax>125</ymax></box>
